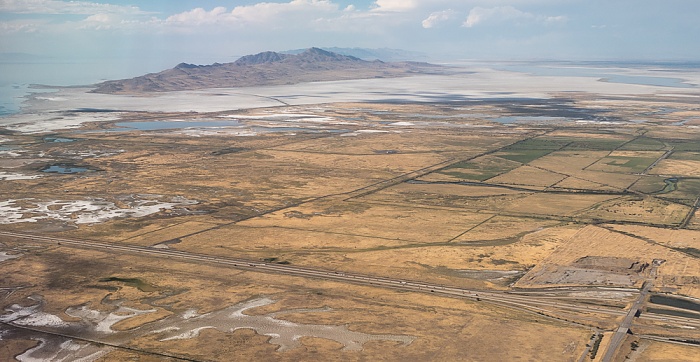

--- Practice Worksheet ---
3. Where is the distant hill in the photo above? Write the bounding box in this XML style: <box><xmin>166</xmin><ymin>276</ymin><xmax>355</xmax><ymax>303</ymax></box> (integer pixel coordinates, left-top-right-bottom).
<box><xmin>282</xmin><ymin>47</ymin><xmax>429</xmax><ymax>61</ymax></box>
<box><xmin>91</xmin><ymin>47</ymin><xmax>442</xmax><ymax>94</ymax></box>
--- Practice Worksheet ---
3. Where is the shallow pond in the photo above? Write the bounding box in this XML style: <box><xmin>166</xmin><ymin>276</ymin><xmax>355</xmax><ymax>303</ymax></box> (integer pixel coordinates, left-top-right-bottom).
<box><xmin>491</xmin><ymin>116</ymin><xmax>566</xmax><ymax>124</ymax></box>
<box><xmin>41</xmin><ymin>165</ymin><xmax>91</xmax><ymax>174</ymax></box>
<box><xmin>646</xmin><ymin>307</ymin><xmax>700</xmax><ymax>320</ymax></box>
<box><xmin>251</xmin><ymin>126</ymin><xmax>342</xmax><ymax>133</ymax></box>
<box><xmin>114</xmin><ymin>120</ymin><xmax>242</xmax><ymax>131</ymax></box>
<box><xmin>43</xmin><ymin>137</ymin><xmax>76</xmax><ymax>143</ymax></box>
<box><xmin>650</xmin><ymin>295</ymin><xmax>700</xmax><ymax>312</ymax></box>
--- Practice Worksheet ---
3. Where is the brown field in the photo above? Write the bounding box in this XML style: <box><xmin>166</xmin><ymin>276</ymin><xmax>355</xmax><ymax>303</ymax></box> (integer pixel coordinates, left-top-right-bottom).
<box><xmin>486</xmin><ymin>165</ymin><xmax>568</xmax><ymax>187</ymax></box>
<box><xmin>3</xmin><ymin>97</ymin><xmax>700</xmax><ymax>360</ymax></box>
<box><xmin>652</xmin><ymin>159</ymin><xmax>700</xmax><ymax>177</ymax></box>
<box><xmin>0</xmin><ymin>235</ymin><xmax>592</xmax><ymax>361</ymax></box>
<box><xmin>507</xmin><ymin>192</ymin><xmax>617</xmax><ymax>217</ymax></box>
<box><xmin>529</xmin><ymin>150</ymin><xmax>610</xmax><ymax>175</ymax></box>
<box><xmin>238</xmin><ymin>200</ymin><xmax>493</xmax><ymax>243</ymax></box>
<box><xmin>581</xmin><ymin>196</ymin><xmax>691</xmax><ymax>225</ymax></box>
<box><xmin>552</xmin><ymin>176</ymin><xmax>620</xmax><ymax>191</ymax></box>
<box><xmin>623</xmin><ymin>339</ymin><xmax>700</xmax><ymax>362</ymax></box>
<box><xmin>585</xmin><ymin>150</ymin><xmax>664</xmax><ymax>173</ymax></box>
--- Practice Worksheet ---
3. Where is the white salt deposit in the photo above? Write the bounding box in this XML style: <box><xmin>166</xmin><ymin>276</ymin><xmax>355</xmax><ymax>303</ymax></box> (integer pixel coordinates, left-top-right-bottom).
<box><xmin>13</xmin><ymin>313</ymin><xmax>70</xmax><ymax>328</ymax></box>
<box><xmin>0</xmin><ymin>252</ymin><xmax>19</xmax><ymax>262</ymax></box>
<box><xmin>2</xmin><ymin>112</ymin><xmax>120</xmax><ymax>134</ymax></box>
<box><xmin>0</xmin><ymin>172</ymin><xmax>41</xmax><ymax>180</ymax></box>
<box><xmin>0</xmin><ymin>197</ymin><xmax>197</xmax><ymax>225</ymax></box>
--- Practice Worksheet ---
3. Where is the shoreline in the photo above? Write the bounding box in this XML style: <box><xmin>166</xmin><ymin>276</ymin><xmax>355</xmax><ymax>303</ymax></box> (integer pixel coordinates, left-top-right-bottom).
<box><xmin>1</xmin><ymin>65</ymin><xmax>698</xmax><ymax>134</ymax></box>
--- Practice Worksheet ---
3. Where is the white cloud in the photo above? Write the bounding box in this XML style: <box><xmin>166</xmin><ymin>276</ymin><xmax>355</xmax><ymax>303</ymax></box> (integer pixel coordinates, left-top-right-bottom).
<box><xmin>463</xmin><ymin>6</ymin><xmax>533</xmax><ymax>28</ymax></box>
<box><xmin>422</xmin><ymin>10</ymin><xmax>456</xmax><ymax>29</ymax></box>
<box><xmin>166</xmin><ymin>7</ymin><xmax>228</xmax><ymax>26</ymax></box>
<box><xmin>462</xmin><ymin>5</ymin><xmax>565</xmax><ymax>28</ymax></box>
<box><xmin>0</xmin><ymin>0</ymin><xmax>148</xmax><ymax>15</ymax></box>
<box><xmin>372</xmin><ymin>0</ymin><xmax>419</xmax><ymax>12</ymax></box>
<box><xmin>545</xmin><ymin>15</ymin><xmax>568</xmax><ymax>24</ymax></box>
<box><xmin>78</xmin><ymin>13</ymin><xmax>125</xmax><ymax>30</ymax></box>
<box><xmin>164</xmin><ymin>0</ymin><xmax>339</xmax><ymax>28</ymax></box>
<box><xmin>229</xmin><ymin>0</ymin><xmax>337</xmax><ymax>24</ymax></box>
<box><xmin>0</xmin><ymin>20</ymin><xmax>43</xmax><ymax>33</ymax></box>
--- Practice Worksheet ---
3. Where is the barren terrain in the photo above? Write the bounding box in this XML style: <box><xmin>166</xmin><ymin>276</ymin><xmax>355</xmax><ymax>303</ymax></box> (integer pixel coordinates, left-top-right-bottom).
<box><xmin>1</xmin><ymin>64</ymin><xmax>700</xmax><ymax>361</ymax></box>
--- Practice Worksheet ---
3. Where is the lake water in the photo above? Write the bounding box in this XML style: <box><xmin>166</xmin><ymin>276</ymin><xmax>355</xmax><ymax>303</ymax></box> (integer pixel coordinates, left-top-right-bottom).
<box><xmin>495</xmin><ymin>64</ymin><xmax>697</xmax><ymax>88</ymax></box>
<box><xmin>0</xmin><ymin>60</ymin><xmax>178</xmax><ymax>117</ymax></box>
<box><xmin>2</xmin><ymin>60</ymin><xmax>698</xmax><ymax>119</ymax></box>
<box><xmin>41</xmin><ymin>165</ymin><xmax>91</xmax><ymax>174</ymax></box>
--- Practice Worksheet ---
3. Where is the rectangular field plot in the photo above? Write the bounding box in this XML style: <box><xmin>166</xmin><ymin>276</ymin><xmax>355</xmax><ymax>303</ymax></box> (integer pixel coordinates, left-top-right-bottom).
<box><xmin>585</xmin><ymin>151</ymin><xmax>665</xmax><ymax>173</ymax></box>
<box><xmin>580</xmin><ymin>196</ymin><xmax>690</xmax><ymax>226</ymax></box>
<box><xmin>485</xmin><ymin>165</ymin><xmax>568</xmax><ymax>187</ymax></box>
<box><xmin>561</xmin><ymin>169</ymin><xmax>641</xmax><ymax>190</ymax></box>
<box><xmin>606</xmin><ymin>224</ymin><xmax>700</xmax><ymax>251</ymax></box>
<box><xmin>558</xmin><ymin>135</ymin><xmax>632</xmax><ymax>151</ymax></box>
<box><xmin>362</xmin><ymin>181</ymin><xmax>625</xmax><ymax>221</ymax></box>
<box><xmin>651</xmin><ymin>151</ymin><xmax>700</xmax><ymax>177</ymax></box>
<box><xmin>492</xmin><ymin>149</ymin><xmax>554</xmax><ymax>164</ymax></box>
<box><xmin>271</xmin><ymin>131</ymin><xmax>518</xmax><ymax>155</ymax></box>
<box><xmin>359</xmin><ymin>182</ymin><xmax>532</xmax><ymax>211</ymax></box>
<box><xmin>550</xmin><ymin>177</ymin><xmax>621</xmax><ymax>192</ymax></box>
<box><xmin>528</xmin><ymin>150</ymin><xmax>610</xmax><ymax>175</ymax></box>
<box><xmin>628</xmin><ymin>340</ymin><xmax>700</xmax><ymax>362</ymax></box>
<box><xmin>451</xmin><ymin>215</ymin><xmax>562</xmax><ymax>243</ymax></box>
<box><xmin>506</xmin><ymin>193</ymin><xmax>618</xmax><ymax>217</ymax></box>
<box><xmin>238</xmin><ymin>200</ymin><xmax>493</xmax><ymax>243</ymax></box>
<box><xmin>616</xmin><ymin>136</ymin><xmax>667</xmax><ymax>151</ymax></box>
<box><xmin>436</xmin><ymin>154</ymin><xmax>520</xmax><ymax>181</ymax></box>
<box><xmin>178</xmin><ymin>224</ymin><xmax>412</xmax><ymax>254</ymax></box>
<box><xmin>258</xmin><ymin>149</ymin><xmax>450</xmax><ymax>175</ymax></box>
<box><xmin>504</xmin><ymin>137</ymin><xmax>572</xmax><ymax>150</ymax></box>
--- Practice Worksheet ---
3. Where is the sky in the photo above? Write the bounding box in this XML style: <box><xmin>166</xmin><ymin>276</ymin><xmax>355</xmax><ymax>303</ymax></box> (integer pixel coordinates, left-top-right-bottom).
<box><xmin>1</xmin><ymin>0</ymin><xmax>700</xmax><ymax>66</ymax></box>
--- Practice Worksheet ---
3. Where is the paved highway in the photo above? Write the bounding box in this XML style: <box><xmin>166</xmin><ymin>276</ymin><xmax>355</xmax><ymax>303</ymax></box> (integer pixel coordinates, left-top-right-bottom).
<box><xmin>0</xmin><ymin>231</ymin><xmax>627</xmax><ymax>319</ymax></box>
<box><xmin>2</xmin><ymin>230</ymin><xmax>697</xmax><ymax>356</ymax></box>
<box><xmin>599</xmin><ymin>260</ymin><xmax>662</xmax><ymax>362</ymax></box>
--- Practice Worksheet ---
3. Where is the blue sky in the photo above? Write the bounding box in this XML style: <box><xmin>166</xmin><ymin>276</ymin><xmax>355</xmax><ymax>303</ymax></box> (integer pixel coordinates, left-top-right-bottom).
<box><xmin>1</xmin><ymin>0</ymin><xmax>699</xmax><ymax>64</ymax></box>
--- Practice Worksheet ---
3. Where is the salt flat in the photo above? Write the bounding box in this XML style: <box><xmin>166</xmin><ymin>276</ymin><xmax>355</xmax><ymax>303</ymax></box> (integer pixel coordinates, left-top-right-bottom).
<box><xmin>3</xmin><ymin>65</ymin><xmax>696</xmax><ymax>134</ymax></box>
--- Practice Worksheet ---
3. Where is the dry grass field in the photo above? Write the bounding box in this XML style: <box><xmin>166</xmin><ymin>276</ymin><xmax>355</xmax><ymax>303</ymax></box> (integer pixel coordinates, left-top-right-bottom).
<box><xmin>2</xmin><ymin>96</ymin><xmax>700</xmax><ymax>361</ymax></box>
<box><xmin>622</xmin><ymin>339</ymin><xmax>700</xmax><ymax>362</ymax></box>
<box><xmin>0</xmin><ymin>235</ymin><xmax>592</xmax><ymax>361</ymax></box>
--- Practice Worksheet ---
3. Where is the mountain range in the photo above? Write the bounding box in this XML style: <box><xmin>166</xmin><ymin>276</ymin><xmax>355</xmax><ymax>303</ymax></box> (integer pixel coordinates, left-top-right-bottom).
<box><xmin>91</xmin><ymin>48</ymin><xmax>442</xmax><ymax>94</ymax></box>
<box><xmin>281</xmin><ymin>47</ymin><xmax>429</xmax><ymax>61</ymax></box>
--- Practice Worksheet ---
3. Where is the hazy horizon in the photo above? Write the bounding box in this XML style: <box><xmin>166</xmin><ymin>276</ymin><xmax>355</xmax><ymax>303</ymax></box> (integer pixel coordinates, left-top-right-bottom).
<box><xmin>1</xmin><ymin>0</ymin><xmax>699</xmax><ymax>65</ymax></box>
<box><xmin>2</xmin><ymin>0</ymin><xmax>699</xmax><ymax>116</ymax></box>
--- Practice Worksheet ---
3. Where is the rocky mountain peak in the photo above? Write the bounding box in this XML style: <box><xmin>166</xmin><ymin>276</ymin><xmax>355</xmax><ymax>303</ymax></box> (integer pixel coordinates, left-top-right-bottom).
<box><xmin>233</xmin><ymin>51</ymin><xmax>289</xmax><ymax>66</ymax></box>
<box><xmin>296</xmin><ymin>47</ymin><xmax>361</xmax><ymax>62</ymax></box>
